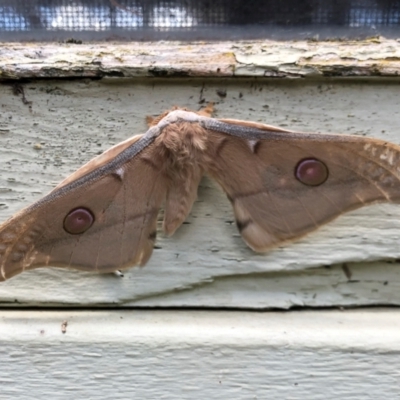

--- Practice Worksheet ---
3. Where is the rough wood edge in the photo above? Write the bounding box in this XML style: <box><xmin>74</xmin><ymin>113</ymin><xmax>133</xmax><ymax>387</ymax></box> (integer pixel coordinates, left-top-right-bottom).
<box><xmin>1</xmin><ymin>37</ymin><xmax>400</xmax><ymax>80</ymax></box>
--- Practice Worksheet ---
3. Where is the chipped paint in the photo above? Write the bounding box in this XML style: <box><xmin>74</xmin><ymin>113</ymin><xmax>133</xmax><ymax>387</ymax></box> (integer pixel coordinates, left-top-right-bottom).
<box><xmin>0</xmin><ymin>39</ymin><xmax>400</xmax><ymax>80</ymax></box>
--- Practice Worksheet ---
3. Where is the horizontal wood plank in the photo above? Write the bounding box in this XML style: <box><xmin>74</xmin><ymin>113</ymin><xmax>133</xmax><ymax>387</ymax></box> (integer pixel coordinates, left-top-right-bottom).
<box><xmin>1</xmin><ymin>38</ymin><xmax>400</xmax><ymax>80</ymax></box>
<box><xmin>0</xmin><ymin>310</ymin><xmax>399</xmax><ymax>399</ymax></box>
<box><xmin>0</xmin><ymin>78</ymin><xmax>400</xmax><ymax>307</ymax></box>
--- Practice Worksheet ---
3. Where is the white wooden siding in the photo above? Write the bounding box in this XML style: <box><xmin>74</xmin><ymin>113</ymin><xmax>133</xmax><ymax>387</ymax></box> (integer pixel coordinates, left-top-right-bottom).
<box><xmin>1</xmin><ymin>310</ymin><xmax>399</xmax><ymax>400</ymax></box>
<box><xmin>1</xmin><ymin>78</ymin><xmax>400</xmax><ymax>307</ymax></box>
<box><xmin>0</xmin><ymin>39</ymin><xmax>400</xmax><ymax>399</ymax></box>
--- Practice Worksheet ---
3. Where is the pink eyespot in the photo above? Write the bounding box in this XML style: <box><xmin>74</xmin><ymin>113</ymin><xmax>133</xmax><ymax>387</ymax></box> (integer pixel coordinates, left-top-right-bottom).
<box><xmin>295</xmin><ymin>158</ymin><xmax>328</xmax><ymax>186</ymax></box>
<box><xmin>63</xmin><ymin>208</ymin><xmax>94</xmax><ymax>235</ymax></box>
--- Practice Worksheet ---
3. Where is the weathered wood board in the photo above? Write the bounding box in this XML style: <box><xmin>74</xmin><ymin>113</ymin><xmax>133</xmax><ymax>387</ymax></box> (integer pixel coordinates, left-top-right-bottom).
<box><xmin>1</xmin><ymin>310</ymin><xmax>399</xmax><ymax>399</ymax></box>
<box><xmin>1</xmin><ymin>77</ymin><xmax>400</xmax><ymax>308</ymax></box>
<box><xmin>1</xmin><ymin>38</ymin><xmax>400</xmax><ymax>79</ymax></box>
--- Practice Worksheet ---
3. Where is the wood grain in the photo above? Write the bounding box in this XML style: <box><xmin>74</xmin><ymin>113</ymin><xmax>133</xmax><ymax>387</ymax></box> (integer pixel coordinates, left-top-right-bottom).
<box><xmin>1</xmin><ymin>78</ymin><xmax>400</xmax><ymax>307</ymax></box>
<box><xmin>0</xmin><ymin>310</ymin><xmax>399</xmax><ymax>399</ymax></box>
<box><xmin>1</xmin><ymin>38</ymin><xmax>400</xmax><ymax>80</ymax></box>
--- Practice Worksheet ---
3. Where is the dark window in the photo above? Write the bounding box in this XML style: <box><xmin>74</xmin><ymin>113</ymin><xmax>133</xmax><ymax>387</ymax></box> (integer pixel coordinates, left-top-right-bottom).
<box><xmin>1</xmin><ymin>0</ymin><xmax>400</xmax><ymax>41</ymax></box>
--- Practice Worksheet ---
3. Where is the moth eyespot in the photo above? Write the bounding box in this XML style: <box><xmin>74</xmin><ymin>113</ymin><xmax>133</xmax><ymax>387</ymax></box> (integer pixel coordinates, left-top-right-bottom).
<box><xmin>295</xmin><ymin>158</ymin><xmax>329</xmax><ymax>186</ymax></box>
<box><xmin>63</xmin><ymin>208</ymin><xmax>95</xmax><ymax>235</ymax></box>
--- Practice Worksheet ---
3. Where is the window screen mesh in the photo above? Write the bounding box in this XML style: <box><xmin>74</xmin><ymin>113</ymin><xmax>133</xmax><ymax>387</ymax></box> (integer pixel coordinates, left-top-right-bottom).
<box><xmin>1</xmin><ymin>0</ymin><xmax>400</xmax><ymax>41</ymax></box>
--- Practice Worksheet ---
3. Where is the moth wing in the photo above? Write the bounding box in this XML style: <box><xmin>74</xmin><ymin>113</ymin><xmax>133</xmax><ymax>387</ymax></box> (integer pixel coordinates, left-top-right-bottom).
<box><xmin>0</xmin><ymin>137</ymin><xmax>167</xmax><ymax>281</ymax></box>
<box><xmin>206</xmin><ymin>121</ymin><xmax>400</xmax><ymax>251</ymax></box>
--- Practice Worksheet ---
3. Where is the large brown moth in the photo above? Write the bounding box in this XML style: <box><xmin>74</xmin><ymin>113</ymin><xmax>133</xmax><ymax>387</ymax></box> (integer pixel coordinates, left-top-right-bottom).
<box><xmin>0</xmin><ymin>105</ymin><xmax>399</xmax><ymax>282</ymax></box>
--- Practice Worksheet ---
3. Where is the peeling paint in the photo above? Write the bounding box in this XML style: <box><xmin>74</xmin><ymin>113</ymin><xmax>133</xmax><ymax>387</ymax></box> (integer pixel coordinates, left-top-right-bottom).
<box><xmin>1</xmin><ymin>39</ymin><xmax>400</xmax><ymax>80</ymax></box>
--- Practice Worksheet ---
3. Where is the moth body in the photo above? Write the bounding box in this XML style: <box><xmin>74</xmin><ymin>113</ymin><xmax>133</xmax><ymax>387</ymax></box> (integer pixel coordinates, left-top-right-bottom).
<box><xmin>155</xmin><ymin>121</ymin><xmax>211</xmax><ymax>236</ymax></box>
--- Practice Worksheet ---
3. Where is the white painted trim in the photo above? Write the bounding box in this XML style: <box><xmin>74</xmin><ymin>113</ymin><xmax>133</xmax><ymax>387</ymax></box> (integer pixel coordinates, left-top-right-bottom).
<box><xmin>0</xmin><ymin>310</ymin><xmax>399</xmax><ymax>399</ymax></box>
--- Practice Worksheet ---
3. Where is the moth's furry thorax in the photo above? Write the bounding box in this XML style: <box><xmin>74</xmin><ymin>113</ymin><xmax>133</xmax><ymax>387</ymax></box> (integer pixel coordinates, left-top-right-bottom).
<box><xmin>157</xmin><ymin>121</ymin><xmax>210</xmax><ymax>166</ymax></box>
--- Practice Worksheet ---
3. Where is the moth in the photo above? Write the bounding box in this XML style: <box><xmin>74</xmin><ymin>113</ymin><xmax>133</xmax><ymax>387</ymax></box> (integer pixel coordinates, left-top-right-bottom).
<box><xmin>0</xmin><ymin>105</ymin><xmax>399</xmax><ymax>282</ymax></box>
